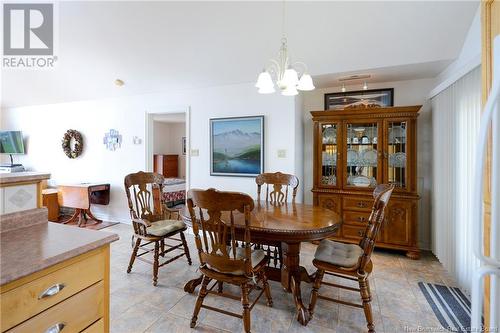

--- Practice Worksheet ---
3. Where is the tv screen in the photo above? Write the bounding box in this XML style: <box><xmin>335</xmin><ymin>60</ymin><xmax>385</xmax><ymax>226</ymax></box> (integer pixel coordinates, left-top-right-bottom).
<box><xmin>0</xmin><ymin>131</ymin><xmax>25</xmax><ymax>154</ymax></box>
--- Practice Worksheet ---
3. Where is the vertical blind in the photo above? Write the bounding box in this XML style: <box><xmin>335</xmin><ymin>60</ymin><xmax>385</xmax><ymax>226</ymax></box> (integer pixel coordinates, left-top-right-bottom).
<box><xmin>431</xmin><ymin>66</ymin><xmax>481</xmax><ymax>293</ymax></box>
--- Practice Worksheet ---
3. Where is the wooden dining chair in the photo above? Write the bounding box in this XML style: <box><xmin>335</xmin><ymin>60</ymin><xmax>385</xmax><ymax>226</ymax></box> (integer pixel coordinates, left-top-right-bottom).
<box><xmin>255</xmin><ymin>172</ymin><xmax>299</xmax><ymax>267</ymax></box>
<box><xmin>256</xmin><ymin>171</ymin><xmax>299</xmax><ymax>204</ymax></box>
<box><xmin>308</xmin><ymin>184</ymin><xmax>394</xmax><ymax>333</ymax></box>
<box><xmin>187</xmin><ymin>188</ymin><xmax>273</xmax><ymax>333</ymax></box>
<box><xmin>124</xmin><ymin>171</ymin><xmax>192</xmax><ymax>286</ymax></box>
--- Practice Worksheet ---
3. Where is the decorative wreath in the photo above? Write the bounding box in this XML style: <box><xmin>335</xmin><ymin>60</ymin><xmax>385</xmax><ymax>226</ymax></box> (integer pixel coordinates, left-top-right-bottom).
<box><xmin>62</xmin><ymin>129</ymin><xmax>83</xmax><ymax>159</ymax></box>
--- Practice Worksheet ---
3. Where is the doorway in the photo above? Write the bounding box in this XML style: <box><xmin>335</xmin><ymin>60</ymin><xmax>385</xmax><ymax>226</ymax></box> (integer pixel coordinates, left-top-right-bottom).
<box><xmin>145</xmin><ymin>107</ymin><xmax>190</xmax><ymax>205</ymax></box>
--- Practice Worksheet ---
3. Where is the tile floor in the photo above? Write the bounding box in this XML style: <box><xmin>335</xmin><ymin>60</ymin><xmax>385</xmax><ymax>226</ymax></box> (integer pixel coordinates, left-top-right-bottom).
<box><xmin>106</xmin><ymin>223</ymin><xmax>459</xmax><ymax>333</ymax></box>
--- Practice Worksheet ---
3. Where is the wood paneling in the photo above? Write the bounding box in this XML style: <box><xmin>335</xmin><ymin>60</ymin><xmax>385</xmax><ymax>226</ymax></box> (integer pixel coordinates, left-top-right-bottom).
<box><xmin>81</xmin><ymin>319</ymin><xmax>104</xmax><ymax>333</ymax></box>
<box><xmin>481</xmin><ymin>0</ymin><xmax>500</xmax><ymax>326</ymax></box>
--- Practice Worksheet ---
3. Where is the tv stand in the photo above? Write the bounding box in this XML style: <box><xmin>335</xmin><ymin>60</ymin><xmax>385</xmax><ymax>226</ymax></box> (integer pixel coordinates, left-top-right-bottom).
<box><xmin>1</xmin><ymin>154</ymin><xmax>22</xmax><ymax>168</ymax></box>
<box><xmin>0</xmin><ymin>165</ymin><xmax>25</xmax><ymax>173</ymax></box>
<box><xmin>0</xmin><ymin>154</ymin><xmax>24</xmax><ymax>172</ymax></box>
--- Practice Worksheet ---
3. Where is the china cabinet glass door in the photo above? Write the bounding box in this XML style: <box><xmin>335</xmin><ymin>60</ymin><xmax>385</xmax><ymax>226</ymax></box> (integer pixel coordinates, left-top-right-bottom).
<box><xmin>320</xmin><ymin>123</ymin><xmax>339</xmax><ymax>187</ymax></box>
<box><xmin>385</xmin><ymin>120</ymin><xmax>409</xmax><ymax>190</ymax></box>
<box><xmin>344</xmin><ymin>121</ymin><xmax>382</xmax><ymax>188</ymax></box>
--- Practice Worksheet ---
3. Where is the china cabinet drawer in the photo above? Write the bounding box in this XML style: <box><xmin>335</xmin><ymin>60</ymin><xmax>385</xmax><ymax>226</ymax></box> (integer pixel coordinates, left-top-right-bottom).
<box><xmin>1</xmin><ymin>251</ymin><xmax>104</xmax><ymax>331</ymax></box>
<box><xmin>342</xmin><ymin>197</ymin><xmax>373</xmax><ymax>212</ymax></box>
<box><xmin>343</xmin><ymin>211</ymin><xmax>370</xmax><ymax>225</ymax></box>
<box><xmin>7</xmin><ymin>281</ymin><xmax>104</xmax><ymax>333</ymax></box>
<box><xmin>342</xmin><ymin>225</ymin><xmax>366</xmax><ymax>241</ymax></box>
<box><xmin>81</xmin><ymin>319</ymin><xmax>104</xmax><ymax>333</ymax></box>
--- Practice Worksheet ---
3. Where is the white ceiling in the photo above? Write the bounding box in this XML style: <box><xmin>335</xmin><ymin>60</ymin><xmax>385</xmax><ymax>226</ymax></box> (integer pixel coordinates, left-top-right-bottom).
<box><xmin>1</xmin><ymin>1</ymin><xmax>478</xmax><ymax>108</ymax></box>
<box><xmin>313</xmin><ymin>59</ymin><xmax>453</xmax><ymax>89</ymax></box>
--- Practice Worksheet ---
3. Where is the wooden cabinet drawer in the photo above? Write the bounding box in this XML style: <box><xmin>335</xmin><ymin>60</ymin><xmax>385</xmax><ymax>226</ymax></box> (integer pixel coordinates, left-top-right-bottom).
<box><xmin>342</xmin><ymin>197</ymin><xmax>373</xmax><ymax>212</ymax></box>
<box><xmin>343</xmin><ymin>211</ymin><xmax>370</xmax><ymax>225</ymax></box>
<box><xmin>342</xmin><ymin>225</ymin><xmax>366</xmax><ymax>241</ymax></box>
<box><xmin>1</xmin><ymin>252</ymin><xmax>104</xmax><ymax>331</ymax></box>
<box><xmin>81</xmin><ymin>319</ymin><xmax>104</xmax><ymax>333</ymax></box>
<box><xmin>7</xmin><ymin>281</ymin><xmax>104</xmax><ymax>333</ymax></box>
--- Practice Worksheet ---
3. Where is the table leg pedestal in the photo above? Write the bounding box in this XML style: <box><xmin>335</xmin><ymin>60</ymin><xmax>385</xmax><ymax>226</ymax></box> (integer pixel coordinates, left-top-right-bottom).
<box><xmin>61</xmin><ymin>208</ymin><xmax>102</xmax><ymax>227</ymax></box>
<box><xmin>84</xmin><ymin>209</ymin><xmax>103</xmax><ymax>224</ymax></box>
<box><xmin>281</xmin><ymin>242</ymin><xmax>311</xmax><ymax>325</ymax></box>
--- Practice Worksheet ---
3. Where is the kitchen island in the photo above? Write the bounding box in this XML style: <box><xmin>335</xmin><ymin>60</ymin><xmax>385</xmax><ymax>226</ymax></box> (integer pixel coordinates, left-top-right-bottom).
<box><xmin>0</xmin><ymin>208</ymin><xmax>119</xmax><ymax>332</ymax></box>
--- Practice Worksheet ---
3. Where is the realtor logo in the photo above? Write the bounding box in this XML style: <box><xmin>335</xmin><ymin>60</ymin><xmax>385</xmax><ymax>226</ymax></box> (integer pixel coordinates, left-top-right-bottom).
<box><xmin>3</xmin><ymin>3</ymin><xmax>53</xmax><ymax>55</ymax></box>
<box><xmin>2</xmin><ymin>3</ymin><xmax>57</xmax><ymax>68</ymax></box>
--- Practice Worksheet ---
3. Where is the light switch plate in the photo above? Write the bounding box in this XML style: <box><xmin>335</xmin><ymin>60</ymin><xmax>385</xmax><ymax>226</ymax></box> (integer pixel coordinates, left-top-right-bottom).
<box><xmin>277</xmin><ymin>149</ymin><xmax>287</xmax><ymax>158</ymax></box>
<box><xmin>191</xmin><ymin>149</ymin><xmax>199</xmax><ymax>157</ymax></box>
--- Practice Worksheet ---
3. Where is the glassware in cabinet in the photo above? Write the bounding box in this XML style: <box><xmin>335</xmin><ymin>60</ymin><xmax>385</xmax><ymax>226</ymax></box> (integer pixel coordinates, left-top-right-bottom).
<box><xmin>345</xmin><ymin>122</ymin><xmax>380</xmax><ymax>188</ymax></box>
<box><xmin>386</xmin><ymin>120</ymin><xmax>408</xmax><ymax>189</ymax></box>
<box><xmin>320</xmin><ymin>123</ymin><xmax>338</xmax><ymax>186</ymax></box>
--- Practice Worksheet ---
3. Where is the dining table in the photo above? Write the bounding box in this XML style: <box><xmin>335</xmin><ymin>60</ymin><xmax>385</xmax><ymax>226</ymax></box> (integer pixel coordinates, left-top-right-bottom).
<box><xmin>181</xmin><ymin>200</ymin><xmax>341</xmax><ymax>325</ymax></box>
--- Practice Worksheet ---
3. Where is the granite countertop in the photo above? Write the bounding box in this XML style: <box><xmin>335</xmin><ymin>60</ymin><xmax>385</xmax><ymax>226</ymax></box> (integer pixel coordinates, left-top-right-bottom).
<box><xmin>0</xmin><ymin>209</ymin><xmax>119</xmax><ymax>285</ymax></box>
<box><xmin>0</xmin><ymin>172</ymin><xmax>51</xmax><ymax>184</ymax></box>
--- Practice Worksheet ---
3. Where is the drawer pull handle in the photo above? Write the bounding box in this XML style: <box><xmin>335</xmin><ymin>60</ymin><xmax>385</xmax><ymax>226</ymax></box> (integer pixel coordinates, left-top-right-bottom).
<box><xmin>357</xmin><ymin>217</ymin><xmax>366</xmax><ymax>222</ymax></box>
<box><xmin>358</xmin><ymin>230</ymin><xmax>364</xmax><ymax>237</ymax></box>
<box><xmin>45</xmin><ymin>323</ymin><xmax>65</xmax><ymax>333</ymax></box>
<box><xmin>38</xmin><ymin>283</ymin><xmax>65</xmax><ymax>299</ymax></box>
<box><xmin>357</xmin><ymin>202</ymin><xmax>367</xmax><ymax>208</ymax></box>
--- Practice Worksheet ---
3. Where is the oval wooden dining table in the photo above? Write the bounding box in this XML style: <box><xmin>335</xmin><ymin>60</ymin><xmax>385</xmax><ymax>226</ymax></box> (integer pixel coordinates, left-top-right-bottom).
<box><xmin>181</xmin><ymin>201</ymin><xmax>341</xmax><ymax>325</ymax></box>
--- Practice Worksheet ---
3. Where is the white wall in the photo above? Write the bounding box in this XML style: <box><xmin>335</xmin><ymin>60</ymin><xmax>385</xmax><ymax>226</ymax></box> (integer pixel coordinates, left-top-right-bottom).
<box><xmin>1</xmin><ymin>83</ymin><xmax>298</xmax><ymax>223</ymax></box>
<box><xmin>430</xmin><ymin>6</ymin><xmax>480</xmax><ymax>97</ymax></box>
<box><xmin>301</xmin><ymin>78</ymin><xmax>436</xmax><ymax>249</ymax></box>
<box><xmin>294</xmin><ymin>94</ymin><xmax>304</xmax><ymax>203</ymax></box>
<box><xmin>153</xmin><ymin>121</ymin><xmax>186</xmax><ymax>178</ymax></box>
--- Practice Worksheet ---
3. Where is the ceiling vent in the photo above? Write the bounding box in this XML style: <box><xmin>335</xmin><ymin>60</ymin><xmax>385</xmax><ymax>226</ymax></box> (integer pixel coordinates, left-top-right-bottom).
<box><xmin>338</xmin><ymin>74</ymin><xmax>371</xmax><ymax>82</ymax></box>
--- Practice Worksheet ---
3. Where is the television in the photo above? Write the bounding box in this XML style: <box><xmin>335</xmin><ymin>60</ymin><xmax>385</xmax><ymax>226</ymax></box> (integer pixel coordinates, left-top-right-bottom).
<box><xmin>0</xmin><ymin>131</ymin><xmax>25</xmax><ymax>154</ymax></box>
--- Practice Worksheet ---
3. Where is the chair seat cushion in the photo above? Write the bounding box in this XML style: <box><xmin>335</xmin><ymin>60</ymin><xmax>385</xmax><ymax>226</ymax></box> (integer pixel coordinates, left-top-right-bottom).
<box><xmin>208</xmin><ymin>248</ymin><xmax>266</xmax><ymax>275</ymax></box>
<box><xmin>314</xmin><ymin>239</ymin><xmax>363</xmax><ymax>268</ymax></box>
<box><xmin>147</xmin><ymin>219</ymin><xmax>186</xmax><ymax>236</ymax></box>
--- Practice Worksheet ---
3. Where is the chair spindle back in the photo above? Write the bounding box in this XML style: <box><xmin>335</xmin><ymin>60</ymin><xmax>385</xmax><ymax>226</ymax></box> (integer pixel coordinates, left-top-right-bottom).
<box><xmin>124</xmin><ymin>171</ymin><xmax>165</xmax><ymax>234</ymax></box>
<box><xmin>256</xmin><ymin>172</ymin><xmax>299</xmax><ymax>204</ymax></box>
<box><xmin>187</xmin><ymin>188</ymin><xmax>255</xmax><ymax>276</ymax></box>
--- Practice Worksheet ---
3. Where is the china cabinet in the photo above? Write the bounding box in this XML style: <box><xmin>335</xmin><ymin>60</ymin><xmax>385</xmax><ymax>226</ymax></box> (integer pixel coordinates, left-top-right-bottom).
<box><xmin>311</xmin><ymin>105</ymin><xmax>421</xmax><ymax>259</ymax></box>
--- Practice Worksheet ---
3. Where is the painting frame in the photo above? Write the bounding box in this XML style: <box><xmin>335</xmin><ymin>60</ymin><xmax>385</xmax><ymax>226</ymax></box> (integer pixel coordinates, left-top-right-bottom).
<box><xmin>324</xmin><ymin>88</ymin><xmax>394</xmax><ymax>110</ymax></box>
<box><xmin>210</xmin><ymin>115</ymin><xmax>264</xmax><ymax>177</ymax></box>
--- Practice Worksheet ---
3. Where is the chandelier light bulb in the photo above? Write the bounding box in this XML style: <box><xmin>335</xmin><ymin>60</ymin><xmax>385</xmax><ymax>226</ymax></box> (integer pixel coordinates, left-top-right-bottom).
<box><xmin>282</xmin><ymin>85</ymin><xmax>299</xmax><ymax>96</ymax></box>
<box><xmin>256</xmin><ymin>71</ymin><xmax>274</xmax><ymax>89</ymax></box>
<box><xmin>297</xmin><ymin>73</ymin><xmax>315</xmax><ymax>91</ymax></box>
<box><xmin>281</xmin><ymin>68</ymin><xmax>299</xmax><ymax>89</ymax></box>
<box><xmin>341</xmin><ymin>84</ymin><xmax>346</xmax><ymax>92</ymax></box>
<box><xmin>363</xmin><ymin>82</ymin><xmax>368</xmax><ymax>90</ymax></box>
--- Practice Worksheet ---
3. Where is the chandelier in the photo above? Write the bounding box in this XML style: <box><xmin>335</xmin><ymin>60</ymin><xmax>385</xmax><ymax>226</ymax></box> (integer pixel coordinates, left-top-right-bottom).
<box><xmin>255</xmin><ymin>2</ymin><xmax>315</xmax><ymax>96</ymax></box>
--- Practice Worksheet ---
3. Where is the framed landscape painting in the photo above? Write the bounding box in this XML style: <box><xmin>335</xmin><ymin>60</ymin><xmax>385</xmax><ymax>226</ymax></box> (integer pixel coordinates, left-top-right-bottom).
<box><xmin>324</xmin><ymin>88</ymin><xmax>394</xmax><ymax>110</ymax></box>
<box><xmin>210</xmin><ymin>116</ymin><xmax>264</xmax><ymax>177</ymax></box>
